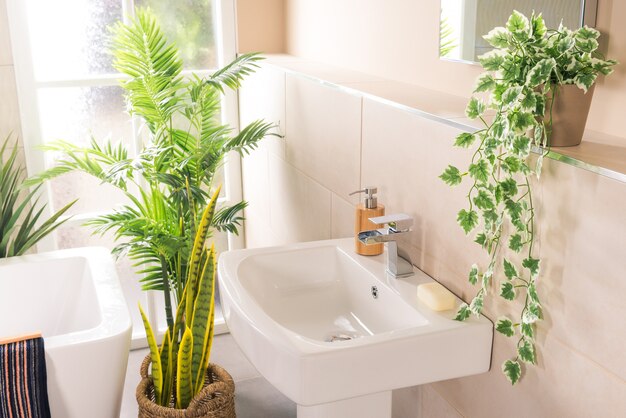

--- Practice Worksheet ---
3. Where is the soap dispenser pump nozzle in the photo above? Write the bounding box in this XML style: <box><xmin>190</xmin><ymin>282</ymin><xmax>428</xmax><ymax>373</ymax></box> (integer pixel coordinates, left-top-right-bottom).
<box><xmin>349</xmin><ymin>186</ymin><xmax>378</xmax><ymax>209</ymax></box>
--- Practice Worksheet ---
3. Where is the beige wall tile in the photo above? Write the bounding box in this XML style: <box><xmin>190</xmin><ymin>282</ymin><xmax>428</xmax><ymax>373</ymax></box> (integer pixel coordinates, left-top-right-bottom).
<box><xmin>392</xmin><ymin>386</ymin><xmax>421</xmax><ymax>418</ymax></box>
<box><xmin>268</xmin><ymin>153</ymin><xmax>331</xmax><ymax>244</ymax></box>
<box><xmin>0</xmin><ymin>0</ymin><xmax>12</xmax><ymax>66</ymax></box>
<box><xmin>533</xmin><ymin>157</ymin><xmax>626</xmax><ymax>380</ymax></box>
<box><xmin>361</xmin><ymin>96</ymin><xmax>626</xmax><ymax>414</ymax></box>
<box><xmin>0</xmin><ymin>66</ymin><xmax>22</xmax><ymax>139</ymax></box>
<box><xmin>421</xmin><ymin>386</ymin><xmax>463</xmax><ymax>418</ymax></box>
<box><xmin>285</xmin><ymin>74</ymin><xmax>361</xmax><ymax>198</ymax></box>
<box><xmin>285</xmin><ymin>0</ymin><xmax>626</xmax><ymax>144</ymax></box>
<box><xmin>433</xmin><ymin>334</ymin><xmax>626</xmax><ymax>418</ymax></box>
<box><xmin>360</xmin><ymin>98</ymin><xmax>489</xmax><ymax>301</ymax></box>
<box><xmin>331</xmin><ymin>192</ymin><xmax>356</xmax><ymax>239</ymax></box>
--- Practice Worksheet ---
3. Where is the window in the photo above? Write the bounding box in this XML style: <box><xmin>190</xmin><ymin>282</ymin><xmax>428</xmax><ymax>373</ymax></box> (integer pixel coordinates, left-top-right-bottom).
<box><xmin>7</xmin><ymin>0</ymin><xmax>241</xmax><ymax>345</ymax></box>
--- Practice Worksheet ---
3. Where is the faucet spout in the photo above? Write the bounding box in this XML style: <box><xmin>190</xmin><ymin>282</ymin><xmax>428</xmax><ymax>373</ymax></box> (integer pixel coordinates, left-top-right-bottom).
<box><xmin>357</xmin><ymin>213</ymin><xmax>414</xmax><ymax>278</ymax></box>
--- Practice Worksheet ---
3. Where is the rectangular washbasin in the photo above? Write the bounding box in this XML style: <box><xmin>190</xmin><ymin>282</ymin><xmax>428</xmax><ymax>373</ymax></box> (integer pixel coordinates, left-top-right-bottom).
<box><xmin>237</xmin><ymin>245</ymin><xmax>427</xmax><ymax>341</ymax></box>
<box><xmin>218</xmin><ymin>238</ymin><xmax>493</xmax><ymax>406</ymax></box>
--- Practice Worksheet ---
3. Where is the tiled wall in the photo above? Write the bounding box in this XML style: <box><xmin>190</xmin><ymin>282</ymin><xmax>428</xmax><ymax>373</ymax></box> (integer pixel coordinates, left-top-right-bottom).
<box><xmin>239</xmin><ymin>62</ymin><xmax>626</xmax><ymax>417</ymax></box>
<box><xmin>285</xmin><ymin>0</ymin><xmax>626</xmax><ymax>146</ymax></box>
<box><xmin>0</xmin><ymin>0</ymin><xmax>24</xmax><ymax>162</ymax></box>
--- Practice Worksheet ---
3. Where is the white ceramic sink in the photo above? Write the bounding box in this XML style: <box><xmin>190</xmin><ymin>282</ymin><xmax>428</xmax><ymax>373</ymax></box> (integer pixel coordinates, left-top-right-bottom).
<box><xmin>218</xmin><ymin>238</ymin><xmax>492</xmax><ymax>417</ymax></box>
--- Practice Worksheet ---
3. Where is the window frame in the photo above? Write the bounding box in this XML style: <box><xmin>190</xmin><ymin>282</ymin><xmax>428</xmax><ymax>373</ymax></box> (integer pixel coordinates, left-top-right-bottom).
<box><xmin>7</xmin><ymin>0</ymin><xmax>242</xmax><ymax>345</ymax></box>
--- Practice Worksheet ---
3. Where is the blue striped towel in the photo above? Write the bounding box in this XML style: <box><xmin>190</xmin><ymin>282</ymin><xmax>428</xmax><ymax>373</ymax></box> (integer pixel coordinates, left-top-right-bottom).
<box><xmin>0</xmin><ymin>335</ymin><xmax>51</xmax><ymax>418</ymax></box>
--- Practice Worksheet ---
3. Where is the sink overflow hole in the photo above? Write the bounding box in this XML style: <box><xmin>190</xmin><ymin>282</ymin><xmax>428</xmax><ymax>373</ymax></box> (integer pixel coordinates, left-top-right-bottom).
<box><xmin>326</xmin><ymin>334</ymin><xmax>354</xmax><ymax>342</ymax></box>
<box><xmin>371</xmin><ymin>285</ymin><xmax>378</xmax><ymax>299</ymax></box>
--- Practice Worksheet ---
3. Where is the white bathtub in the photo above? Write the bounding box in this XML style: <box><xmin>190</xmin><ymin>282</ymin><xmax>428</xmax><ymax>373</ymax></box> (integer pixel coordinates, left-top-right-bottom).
<box><xmin>0</xmin><ymin>247</ymin><xmax>132</xmax><ymax>418</ymax></box>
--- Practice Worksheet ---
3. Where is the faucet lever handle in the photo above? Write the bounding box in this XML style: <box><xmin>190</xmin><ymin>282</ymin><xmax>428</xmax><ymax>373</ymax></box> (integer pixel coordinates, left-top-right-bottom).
<box><xmin>369</xmin><ymin>213</ymin><xmax>413</xmax><ymax>231</ymax></box>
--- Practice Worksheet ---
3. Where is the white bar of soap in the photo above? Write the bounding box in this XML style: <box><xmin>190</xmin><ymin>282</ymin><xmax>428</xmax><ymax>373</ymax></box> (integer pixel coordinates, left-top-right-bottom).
<box><xmin>417</xmin><ymin>282</ymin><xmax>456</xmax><ymax>311</ymax></box>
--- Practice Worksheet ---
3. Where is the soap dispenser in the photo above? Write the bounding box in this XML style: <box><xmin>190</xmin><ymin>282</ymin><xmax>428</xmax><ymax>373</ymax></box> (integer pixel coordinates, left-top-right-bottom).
<box><xmin>350</xmin><ymin>186</ymin><xmax>385</xmax><ymax>255</ymax></box>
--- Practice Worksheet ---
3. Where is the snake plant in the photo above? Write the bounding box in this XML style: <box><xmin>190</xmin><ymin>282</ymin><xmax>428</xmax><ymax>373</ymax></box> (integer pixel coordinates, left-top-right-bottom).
<box><xmin>139</xmin><ymin>187</ymin><xmax>220</xmax><ymax>408</ymax></box>
<box><xmin>0</xmin><ymin>135</ymin><xmax>75</xmax><ymax>257</ymax></box>
<box><xmin>28</xmin><ymin>9</ymin><xmax>277</xmax><ymax>326</ymax></box>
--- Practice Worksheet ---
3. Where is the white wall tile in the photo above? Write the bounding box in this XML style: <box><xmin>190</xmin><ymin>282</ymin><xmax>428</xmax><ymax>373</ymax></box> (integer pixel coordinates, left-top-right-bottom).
<box><xmin>0</xmin><ymin>0</ymin><xmax>12</xmax><ymax>66</ymax></box>
<box><xmin>0</xmin><ymin>66</ymin><xmax>22</xmax><ymax>139</ymax></box>
<box><xmin>285</xmin><ymin>74</ymin><xmax>361</xmax><ymax>198</ymax></box>
<box><xmin>331</xmin><ymin>192</ymin><xmax>356</xmax><ymax>239</ymax></box>
<box><xmin>242</xmin><ymin>147</ymin><xmax>271</xmax><ymax>243</ymax></box>
<box><xmin>268</xmin><ymin>153</ymin><xmax>331</xmax><ymax>244</ymax></box>
<box><xmin>239</xmin><ymin>64</ymin><xmax>286</xmax><ymax>158</ymax></box>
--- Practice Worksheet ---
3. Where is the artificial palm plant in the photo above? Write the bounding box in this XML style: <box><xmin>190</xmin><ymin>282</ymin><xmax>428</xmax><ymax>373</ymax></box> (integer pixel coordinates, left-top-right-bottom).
<box><xmin>0</xmin><ymin>135</ymin><xmax>75</xmax><ymax>258</ymax></box>
<box><xmin>30</xmin><ymin>9</ymin><xmax>275</xmax><ymax>327</ymax></box>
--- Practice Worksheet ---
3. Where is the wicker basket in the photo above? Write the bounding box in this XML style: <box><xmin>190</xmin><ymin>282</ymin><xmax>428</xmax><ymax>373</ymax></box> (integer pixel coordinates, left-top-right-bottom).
<box><xmin>136</xmin><ymin>355</ymin><xmax>236</xmax><ymax>418</ymax></box>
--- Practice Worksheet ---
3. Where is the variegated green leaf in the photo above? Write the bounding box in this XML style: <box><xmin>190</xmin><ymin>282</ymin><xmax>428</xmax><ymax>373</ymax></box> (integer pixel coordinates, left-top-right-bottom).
<box><xmin>503</xmin><ymin>359</ymin><xmax>522</xmax><ymax>385</ymax></box>
<box><xmin>501</xmin><ymin>86</ymin><xmax>523</xmax><ymax>107</ymax></box>
<box><xmin>506</xmin><ymin>10</ymin><xmax>530</xmax><ymax>39</ymax></box>
<box><xmin>473</xmin><ymin>190</ymin><xmax>495</xmax><ymax>210</ymax></box>
<box><xmin>474</xmin><ymin>73</ymin><xmax>496</xmax><ymax>93</ymax></box>
<box><xmin>503</xmin><ymin>259</ymin><xmax>518</xmax><ymax>279</ymax></box>
<box><xmin>159</xmin><ymin>331</ymin><xmax>172</xmax><ymax>406</ymax></box>
<box><xmin>453</xmin><ymin>132</ymin><xmax>476</xmax><ymax>148</ymax></box>
<box><xmin>478</xmin><ymin>50</ymin><xmax>505</xmax><ymax>71</ymax></box>
<box><xmin>531</xmin><ymin>13</ymin><xmax>547</xmax><ymax>38</ymax></box>
<box><xmin>528</xmin><ymin>282</ymin><xmax>541</xmax><ymax>306</ymax></box>
<box><xmin>522</xmin><ymin>257</ymin><xmax>540</xmax><ymax>278</ymax></box>
<box><xmin>518</xmin><ymin>339</ymin><xmax>537</xmax><ymax>364</ymax></box>
<box><xmin>469</xmin><ymin>160</ymin><xmax>490</xmax><ymax>183</ymax></box>
<box><xmin>466</xmin><ymin>97</ymin><xmax>486</xmax><ymax>119</ymax></box>
<box><xmin>509</xmin><ymin>234</ymin><xmax>523</xmax><ymax>252</ymax></box>
<box><xmin>468</xmin><ymin>264</ymin><xmax>479</xmax><ymax>285</ymax></box>
<box><xmin>576</xmin><ymin>37</ymin><xmax>599</xmax><ymax>54</ymax></box>
<box><xmin>483</xmin><ymin>27</ymin><xmax>509</xmax><ymax>48</ymax></box>
<box><xmin>469</xmin><ymin>293</ymin><xmax>484</xmax><ymax>315</ymax></box>
<box><xmin>522</xmin><ymin>303</ymin><xmax>541</xmax><ymax>324</ymax></box>
<box><xmin>139</xmin><ymin>304</ymin><xmax>163</xmax><ymax>404</ymax></box>
<box><xmin>576</xmin><ymin>26</ymin><xmax>600</xmax><ymax>40</ymax></box>
<box><xmin>521</xmin><ymin>322</ymin><xmax>534</xmax><ymax>339</ymax></box>
<box><xmin>496</xmin><ymin>317</ymin><xmax>515</xmax><ymax>337</ymax></box>
<box><xmin>176</xmin><ymin>327</ymin><xmax>194</xmax><ymax>409</ymax></box>
<box><xmin>440</xmin><ymin>165</ymin><xmax>463</xmax><ymax>186</ymax></box>
<box><xmin>457</xmin><ymin>209</ymin><xmax>478</xmax><ymax>234</ymax></box>
<box><xmin>191</xmin><ymin>245</ymin><xmax>216</xmax><ymax>392</ymax></box>
<box><xmin>454</xmin><ymin>304</ymin><xmax>471</xmax><ymax>321</ymax></box>
<box><xmin>186</xmin><ymin>187</ymin><xmax>221</xmax><ymax>324</ymax></box>
<box><xmin>574</xmin><ymin>72</ymin><xmax>596</xmax><ymax>93</ymax></box>
<box><xmin>500</xmin><ymin>282</ymin><xmax>516</xmax><ymax>300</ymax></box>
<box><xmin>527</xmin><ymin>58</ymin><xmax>556</xmax><ymax>88</ymax></box>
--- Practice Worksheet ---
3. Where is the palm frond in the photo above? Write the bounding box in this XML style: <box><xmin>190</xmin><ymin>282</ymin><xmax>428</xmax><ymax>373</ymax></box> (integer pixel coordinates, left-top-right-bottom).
<box><xmin>205</xmin><ymin>52</ymin><xmax>263</xmax><ymax>93</ymax></box>
<box><xmin>111</xmin><ymin>8</ymin><xmax>185</xmax><ymax>133</ymax></box>
<box><xmin>213</xmin><ymin>201</ymin><xmax>247</xmax><ymax>235</ymax></box>
<box><xmin>224</xmin><ymin>120</ymin><xmax>280</xmax><ymax>156</ymax></box>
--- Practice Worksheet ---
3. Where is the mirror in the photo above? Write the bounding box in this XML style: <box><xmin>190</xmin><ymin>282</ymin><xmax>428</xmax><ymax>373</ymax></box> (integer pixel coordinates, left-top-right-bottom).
<box><xmin>440</xmin><ymin>0</ymin><xmax>598</xmax><ymax>63</ymax></box>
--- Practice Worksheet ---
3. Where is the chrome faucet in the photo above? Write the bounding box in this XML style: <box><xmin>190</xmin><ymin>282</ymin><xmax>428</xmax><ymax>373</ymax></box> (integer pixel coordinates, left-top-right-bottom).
<box><xmin>357</xmin><ymin>213</ymin><xmax>414</xmax><ymax>278</ymax></box>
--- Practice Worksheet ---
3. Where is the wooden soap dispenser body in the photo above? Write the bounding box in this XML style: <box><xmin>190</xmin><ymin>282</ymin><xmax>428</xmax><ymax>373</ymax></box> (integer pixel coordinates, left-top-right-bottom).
<box><xmin>350</xmin><ymin>186</ymin><xmax>385</xmax><ymax>256</ymax></box>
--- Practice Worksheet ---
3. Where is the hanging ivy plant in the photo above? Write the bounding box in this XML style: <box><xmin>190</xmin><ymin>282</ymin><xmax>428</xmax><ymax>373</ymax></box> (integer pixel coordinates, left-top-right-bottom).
<box><xmin>440</xmin><ymin>11</ymin><xmax>616</xmax><ymax>384</ymax></box>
